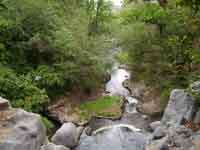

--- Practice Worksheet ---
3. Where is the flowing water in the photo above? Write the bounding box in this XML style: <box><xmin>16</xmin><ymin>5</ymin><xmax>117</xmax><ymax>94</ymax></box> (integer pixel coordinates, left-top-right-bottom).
<box><xmin>88</xmin><ymin>59</ymin><xmax>153</xmax><ymax>134</ymax></box>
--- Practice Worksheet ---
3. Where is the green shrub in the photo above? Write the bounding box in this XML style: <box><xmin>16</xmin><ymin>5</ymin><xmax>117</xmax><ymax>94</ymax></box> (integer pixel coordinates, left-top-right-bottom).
<box><xmin>0</xmin><ymin>66</ymin><xmax>49</xmax><ymax>112</ymax></box>
<box><xmin>115</xmin><ymin>51</ymin><xmax>129</xmax><ymax>64</ymax></box>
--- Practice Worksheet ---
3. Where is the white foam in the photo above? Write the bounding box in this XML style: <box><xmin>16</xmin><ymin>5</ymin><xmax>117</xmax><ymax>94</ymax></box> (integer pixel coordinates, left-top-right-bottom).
<box><xmin>92</xmin><ymin>124</ymin><xmax>141</xmax><ymax>135</ymax></box>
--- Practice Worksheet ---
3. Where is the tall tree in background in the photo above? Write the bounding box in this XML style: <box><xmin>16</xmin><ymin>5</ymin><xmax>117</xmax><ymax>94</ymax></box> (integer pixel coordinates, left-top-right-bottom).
<box><xmin>87</xmin><ymin>0</ymin><xmax>112</xmax><ymax>35</ymax></box>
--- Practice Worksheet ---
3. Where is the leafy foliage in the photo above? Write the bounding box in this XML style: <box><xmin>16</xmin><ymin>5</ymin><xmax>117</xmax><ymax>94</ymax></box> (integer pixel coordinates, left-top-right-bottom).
<box><xmin>0</xmin><ymin>0</ymin><xmax>113</xmax><ymax>112</ymax></box>
<box><xmin>118</xmin><ymin>1</ymin><xmax>200</xmax><ymax>106</ymax></box>
<box><xmin>0</xmin><ymin>66</ymin><xmax>49</xmax><ymax>112</ymax></box>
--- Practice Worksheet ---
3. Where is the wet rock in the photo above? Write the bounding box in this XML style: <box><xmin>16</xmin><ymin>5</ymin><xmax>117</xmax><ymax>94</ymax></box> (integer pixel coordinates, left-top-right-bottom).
<box><xmin>77</xmin><ymin>126</ymin><xmax>84</xmax><ymax>138</ymax></box>
<box><xmin>76</xmin><ymin>126</ymin><xmax>150</xmax><ymax>150</ymax></box>
<box><xmin>149</xmin><ymin>121</ymin><xmax>162</xmax><ymax>131</ymax></box>
<box><xmin>41</xmin><ymin>143</ymin><xmax>70</xmax><ymax>150</ymax></box>
<box><xmin>0</xmin><ymin>97</ymin><xmax>10</xmax><ymax>110</ymax></box>
<box><xmin>52</xmin><ymin>123</ymin><xmax>79</xmax><ymax>148</ymax></box>
<box><xmin>153</xmin><ymin>126</ymin><xmax>166</xmax><ymax>139</ymax></box>
<box><xmin>0</xmin><ymin>109</ymin><xmax>46</xmax><ymax>150</ymax></box>
<box><xmin>120</xmin><ymin>113</ymin><xmax>152</xmax><ymax>130</ymax></box>
<box><xmin>146</xmin><ymin>136</ymin><xmax>169</xmax><ymax>150</ymax></box>
<box><xmin>162</xmin><ymin>89</ymin><xmax>195</xmax><ymax>125</ymax></box>
<box><xmin>190</xmin><ymin>81</ymin><xmax>200</xmax><ymax>94</ymax></box>
<box><xmin>148</xmin><ymin>125</ymin><xmax>195</xmax><ymax>150</ymax></box>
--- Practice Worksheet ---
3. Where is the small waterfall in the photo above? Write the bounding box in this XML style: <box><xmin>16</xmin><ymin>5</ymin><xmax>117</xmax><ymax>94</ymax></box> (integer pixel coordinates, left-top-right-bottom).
<box><xmin>125</xmin><ymin>97</ymin><xmax>139</xmax><ymax>114</ymax></box>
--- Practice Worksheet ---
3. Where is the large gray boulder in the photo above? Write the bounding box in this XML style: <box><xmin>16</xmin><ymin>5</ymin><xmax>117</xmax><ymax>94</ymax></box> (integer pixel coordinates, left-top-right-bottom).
<box><xmin>161</xmin><ymin>89</ymin><xmax>195</xmax><ymax>125</ymax></box>
<box><xmin>0</xmin><ymin>108</ymin><xmax>46</xmax><ymax>150</ymax></box>
<box><xmin>41</xmin><ymin>143</ymin><xmax>70</xmax><ymax>150</ymax></box>
<box><xmin>52</xmin><ymin>123</ymin><xmax>80</xmax><ymax>148</ymax></box>
<box><xmin>76</xmin><ymin>126</ymin><xmax>150</xmax><ymax>150</ymax></box>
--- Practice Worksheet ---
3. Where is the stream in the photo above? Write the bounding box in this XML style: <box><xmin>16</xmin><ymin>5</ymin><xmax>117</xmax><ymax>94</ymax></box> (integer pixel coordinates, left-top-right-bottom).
<box><xmin>86</xmin><ymin>62</ymin><xmax>153</xmax><ymax>133</ymax></box>
<box><xmin>75</xmin><ymin>58</ymin><xmax>154</xmax><ymax>150</ymax></box>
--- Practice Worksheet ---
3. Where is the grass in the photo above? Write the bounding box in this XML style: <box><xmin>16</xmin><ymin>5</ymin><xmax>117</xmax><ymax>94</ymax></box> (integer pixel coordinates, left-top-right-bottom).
<box><xmin>79</xmin><ymin>96</ymin><xmax>123</xmax><ymax>121</ymax></box>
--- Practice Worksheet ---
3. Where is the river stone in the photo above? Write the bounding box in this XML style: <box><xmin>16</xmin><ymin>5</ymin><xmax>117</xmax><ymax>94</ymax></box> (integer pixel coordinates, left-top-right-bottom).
<box><xmin>52</xmin><ymin>123</ymin><xmax>79</xmax><ymax>148</ymax></box>
<box><xmin>190</xmin><ymin>81</ymin><xmax>200</xmax><ymax>94</ymax></box>
<box><xmin>161</xmin><ymin>89</ymin><xmax>195</xmax><ymax>125</ymax></box>
<box><xmin>0</xmin><ymin>97</ymin><xmax>10</xmax><ymax>110</ymax></box>
<box><xmin>76</xmin><ymin>126</ymin><xmax>150</xmax><ymax>150</ymax></box>
<box><xmin>152</xmin><ymin>126</ymin><xmax>166</xmax><ymax>139</ymax></box>
<box><xmin>0</xmin><ymin>109</ymin><xmax>46</xmax><ymax>150</ymax></box>
<box><xmin>146</xmin><ymin>136</ymin><xmax>169</xmax><ymax>150</ymax></box>
<box><xmin>149</xmin><ymin>121</ymin><xmax>162</xmax><ymax>131</ymax></box>
<box><xmin>41</xmin><ymin>143</ymin><xmax>70</xmax><ymax>150</ymax></box>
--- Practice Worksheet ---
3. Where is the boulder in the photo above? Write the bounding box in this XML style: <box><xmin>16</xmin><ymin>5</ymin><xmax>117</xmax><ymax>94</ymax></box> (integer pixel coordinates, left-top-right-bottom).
<box><xmin>0</xmin><ymin>109</ymin><xmax>46</xmax><ymax>150</ymax></box>
<box><xmin>162</xmin><ymin>89</ymin><xmax>195</xmax><ymax>125</ymax></box>
<box><xmin>41</xmin><ymin>143</ymin><xmax>70</xmax><ymax>150</ymax></box>
<box><xmin>76</xmin><ymin>126</ymin><xmax>150</xmax><ymax>150</ymax></box>
<box><xmin>0</xmin><ymin>97</ymin><xmax>10</xmax><ymax>110</ymax></box>
<box><xmin>52</xmin><ymin>123</ymin><xmax>79</xmax><ymax>148</ymax></box>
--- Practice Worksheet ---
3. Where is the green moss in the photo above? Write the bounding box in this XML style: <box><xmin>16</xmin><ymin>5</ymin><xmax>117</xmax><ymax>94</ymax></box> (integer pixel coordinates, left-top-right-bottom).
<box><xmin>160</xmin><ymin>88</ymin><xmax>171</xmax><ymax>110</ymax></box>
<box><xmin>79</xmin><ymin>96</ymin><xmax>123</xmax><ymax>121</ymax></box>
<box><xmin>41</xmin><ymin>117</ymin><xmax>55</xmax><ymax>138</ymax></box>
<box><xmin>115</xmin><ymin>51</ymin><xmax>129</xmax><ymax>64</ymax></box>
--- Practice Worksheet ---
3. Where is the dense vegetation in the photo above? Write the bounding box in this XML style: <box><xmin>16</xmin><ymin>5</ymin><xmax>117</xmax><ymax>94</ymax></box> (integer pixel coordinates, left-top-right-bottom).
<box><xmin>118</xmin><ymin>0</ymin><xmax>200</xmax><ymax>106</ymax></box>
<box><xmin>0</xmin><ymin>0</ymin><xmax>114</xmax><ymax>112</ymax></box>
<box><xmin>1</xmin><ymin>0</ymin><xmax>200</xmax><ymax>120</ymax></box>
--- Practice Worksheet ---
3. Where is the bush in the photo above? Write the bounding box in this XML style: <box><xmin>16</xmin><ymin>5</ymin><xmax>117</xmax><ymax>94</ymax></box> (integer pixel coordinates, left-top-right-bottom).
<box><xmin>0</xmin><ymin>66</ymin><xmax>49</xmax><ymax>112</ymax></box>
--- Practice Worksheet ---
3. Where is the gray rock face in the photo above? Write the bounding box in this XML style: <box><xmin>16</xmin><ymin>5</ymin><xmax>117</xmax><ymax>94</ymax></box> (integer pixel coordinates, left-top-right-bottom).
<box><xmin>52</xmin><ymin>123</ymin><xmax>79</xmax><ymax>148</ymax></box>
<box><xmin>147</xmin><ymin>126</ymin><xmax>195</xmax><ymax>150</ymax></box>
<box><xmin>41</xmin><ymin>143</ymin><xmax>70</xmax><ymax>150</ymax></box>
<box><xmin>194</xmin><ymin>111</ymin><xmax>200</xmax><ymax>124</ymax></box>
<box><xmin>0</xmin><ymin>109</ymin><xmax>46</xmax><ymax>150</ymax></box>
<box><xmin>76</xmin><ymin>127</ymin><xmax>150</xmax><ymax>150</ymax></box>
<box><xmin>162</xmin><ymin>89</ymin><xmax>195</xmax><ymax>125</ymax></box>
<box><xmin>0</xmin><ymin>97</ymin><xmax>10</xmax><ymax>110</ymax></box>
